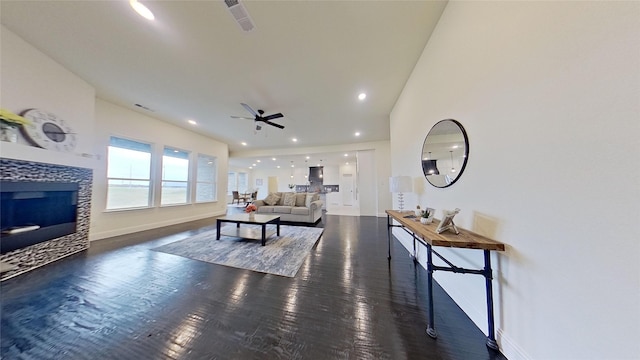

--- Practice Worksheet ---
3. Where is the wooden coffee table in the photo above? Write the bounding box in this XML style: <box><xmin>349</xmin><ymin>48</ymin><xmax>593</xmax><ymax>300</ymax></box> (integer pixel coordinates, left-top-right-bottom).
<box><xmin>216</xmin><ymin>213</ymin><xmax>281</xmax><ymax>246</ymax></box>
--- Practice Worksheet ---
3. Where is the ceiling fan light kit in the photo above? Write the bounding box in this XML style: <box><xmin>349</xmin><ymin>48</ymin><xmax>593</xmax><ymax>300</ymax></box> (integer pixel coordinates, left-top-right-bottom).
<box><xmin>231</xmin><ymin>103</ymin><xmax>285</xmax><ymax>131</ymax></box>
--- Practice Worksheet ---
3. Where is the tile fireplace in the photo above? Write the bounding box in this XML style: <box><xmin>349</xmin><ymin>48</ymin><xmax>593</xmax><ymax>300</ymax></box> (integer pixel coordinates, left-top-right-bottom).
<box><xmin>0</xmin><ymin>158</ymin><xmax>92</xmax><ymax>281</ymax></box>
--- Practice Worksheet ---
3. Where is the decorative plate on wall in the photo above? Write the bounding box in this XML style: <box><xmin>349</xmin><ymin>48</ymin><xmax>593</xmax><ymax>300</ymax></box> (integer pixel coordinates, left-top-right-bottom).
<box><xmin>21</xmin><ymin>109</ymin><xmax>77</xmax><ymax>152</ymax></box>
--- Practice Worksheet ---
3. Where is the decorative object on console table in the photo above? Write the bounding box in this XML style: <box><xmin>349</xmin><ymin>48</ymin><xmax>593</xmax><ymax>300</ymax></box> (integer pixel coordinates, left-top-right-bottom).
<box><xmin>20</xmin><ymin>108</ymin><xmax>77</xmax><ymax>152</ymax></box>
<box><xmin>436</xmin><ymin>208</ymin><xmax>460</xmax><ymax>234</ymax></box>
<box><xmin>420</xmin><ymin>207</ymin><xmax>435</xmax><ymax>224</ymax></box>
<box><xmin>288</xmin><ymin>183</ymin><xmax>295</xmax><ymax>190</ymax></box>
<box><xmin>389</xmin><ymin>176</ymin><xmax>412</xmax><ymax>212</ymax></box>
<box><xmin>0</xmin><ymin>109</ymin><xmax>31</xmax><ymax>143</ymax></box>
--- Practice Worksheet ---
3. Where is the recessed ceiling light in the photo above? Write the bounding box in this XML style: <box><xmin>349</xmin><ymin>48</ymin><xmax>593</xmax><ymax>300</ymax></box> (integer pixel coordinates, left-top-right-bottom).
<box><xmin>358</xmin><ymin>93</ymin><xmax>367</xmax><ymax>101</ymax></box>
<box><xmin>130</xmin><ymin>0</ymin><xmax>154</xmax><ymax>20</ymax></box>
<box><xmin>292</xmin><ymin>138</ymin><xmax>298</xmax><ymax>142</ymax></box>
<box><xmin>346</xmin><ymin>162</ymin><xmax>349</xmax><ymax>165</ymax></box>
<box><xmin>188</xmin><ymin>119</ymin><xmax>197</xmax><ymax>125</ymax></box>
<box><xmin>249</xmin><ymin>166</ymin><xmax>252</xmax><ymax>169</ymax></box>
<box><xmin>291</xmin><ymin>164</ymin><xmax>295</xmax><ymax>168</ymax></box>
<box><xmin>355</xmin><ymin>132</ymin><xmax>361</xmax><ymax>137</ymax></box>
<box><xmin>241</xmin><ymin>142</ymin><xmax>247</xmax><ymax>146</ymax></box>
<box><xmin>344</xmin><ymin>153</ymin><xmax>348</xmax><ymax>157</ymax></box>
<box><xmin>306</xmin><ymin>156</ymin><xmax>310</xmax><ymax>159</ymax></box>
<box><xmin>277</xmin><ymin>166</ymin><xmax>281</xmax><ymax>168</ymax></box>
<box><xmin>256</xmin><ymin>160</ymin><xmax>261</xmax><ymax>163</ymax></box>
<box><xmin>272</xmin><ymin>158</ymin><xmax>276</xmax><ymax>161</ymax></box>
<box><xmin>252</xmin><ymin>163</ymin><xmax>256</xmax><ymax>167</ymax></box>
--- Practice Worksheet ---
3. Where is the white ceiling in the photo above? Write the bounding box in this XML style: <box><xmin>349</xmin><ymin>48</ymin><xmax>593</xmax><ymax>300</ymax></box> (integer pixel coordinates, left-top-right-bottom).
<box><xmin>1</xmin><ymin>0</ymin><xmax>446</xmax><ymax>168</ymax></box>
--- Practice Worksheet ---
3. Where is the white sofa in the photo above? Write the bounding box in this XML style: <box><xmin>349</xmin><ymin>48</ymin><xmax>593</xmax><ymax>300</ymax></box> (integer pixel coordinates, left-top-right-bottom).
<box><xmin>253</xmin><ymin>192</ymin><xmax>323</xmax><ymax>224</ymax></box>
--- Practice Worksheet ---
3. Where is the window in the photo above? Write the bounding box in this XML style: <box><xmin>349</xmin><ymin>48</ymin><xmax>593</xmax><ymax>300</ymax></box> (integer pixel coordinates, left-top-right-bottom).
<box><xmin>227</xmin><ymin>172</ymin><xmax>236</xmax><ymax>195</ymax></box>
<box><xmin>107</xmin><ymin>136</ymin><xmax>152</xmax><ymax>210</ymax></box>
<box><xmin>238</xmin><ymin>172</ymin><xmax>248</xmax><ymax>192</ymax></box>
<box><xmin>196</xmin><ymin>154</ymin><xmax>216</xmax><ymax>203</ymax></box>
<box><xmin>161</xmin><ymin>147</ymin><xmax>190</xmax><ymax>206</ymax></box>
<box><xmin>227</xmin><ymin>171</ymin><xmax>248</xmax><ymax>195</ymax></box>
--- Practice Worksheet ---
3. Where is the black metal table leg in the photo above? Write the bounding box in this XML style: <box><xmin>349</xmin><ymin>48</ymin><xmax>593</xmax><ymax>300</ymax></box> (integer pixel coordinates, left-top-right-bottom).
<box><xmin>261</xmin><ymin>224</ymin><xmax>266</xmax><ymax>246</ymax></box>
<box><xmin>216</xmin><ymin>220</ymin><xmax>221</xmax><ymax>240</ymax></box>
<box><xmin>426</xmin><ymin>243</ymin><xmax>437</xmax><ymax>338</ymax></box>
<box><xmin>387</xmin><ymin>214</ymin><xmax>392</xmax><ymax>260</ymax></box>
<box><xmin>412</xmin><ymin>233</ymin><xmax>417</xmax><ymax>263</ymax></box>
<box><xmin>483</xmin><ymin>250</ymin><xmax>499</xmax><ymax>350</ymax></box>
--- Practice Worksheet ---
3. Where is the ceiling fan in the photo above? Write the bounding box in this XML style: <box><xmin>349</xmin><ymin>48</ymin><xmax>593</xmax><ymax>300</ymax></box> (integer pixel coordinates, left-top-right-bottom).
<box><xmin>231</xmin><ymin>103</ymin><xmax>284</xmax><ymax>130</ymax></box>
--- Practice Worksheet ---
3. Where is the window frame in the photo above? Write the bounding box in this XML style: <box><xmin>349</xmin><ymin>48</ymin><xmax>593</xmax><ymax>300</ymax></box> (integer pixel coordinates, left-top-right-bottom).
<box><xmin>160</xmin><ymin>146</ymin><xmax>191</xmax><ymax>207</ymax></box>
<box><xmin>195</xmin><ymin>153</ymin><xmax>217</xmax><ymax>203</ymax></box>
<box><xmin>105</xmin><ymin>136</ymin><xmax>154</xmax><ymax>211</ymax></box>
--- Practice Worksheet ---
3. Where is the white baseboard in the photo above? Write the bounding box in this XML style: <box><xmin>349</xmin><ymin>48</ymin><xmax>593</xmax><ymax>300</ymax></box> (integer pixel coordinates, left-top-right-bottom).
<box><xmin>89</xmin><ymin>210</ymin><xmax>226</xmax><ymax>241</ymax></box>
<box><xmin>497</xmin><ymin>328</ymin><xmax>531</xmax><ymax>360</ymax></box>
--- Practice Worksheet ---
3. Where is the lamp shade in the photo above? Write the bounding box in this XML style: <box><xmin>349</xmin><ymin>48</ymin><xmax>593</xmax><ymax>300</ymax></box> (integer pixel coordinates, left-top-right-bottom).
<box><xmin>389</xmin><ymin>176</ymin><xmax>412</xmax><ymax>193</ymax></box>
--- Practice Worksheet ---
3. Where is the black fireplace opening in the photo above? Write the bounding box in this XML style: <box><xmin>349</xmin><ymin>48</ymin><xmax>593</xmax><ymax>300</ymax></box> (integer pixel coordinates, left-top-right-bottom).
<box><xmin>1</xmin><ymin>181</ymin><xmax>79</xmax><ymax>254</ymax></box>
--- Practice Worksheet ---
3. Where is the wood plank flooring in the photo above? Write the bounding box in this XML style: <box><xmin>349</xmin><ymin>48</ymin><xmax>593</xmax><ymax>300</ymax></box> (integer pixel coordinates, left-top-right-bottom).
<box><xmin>1</xmin><ymin>211</ymin><xmax>507</xmax><ymax>359</ymax></box>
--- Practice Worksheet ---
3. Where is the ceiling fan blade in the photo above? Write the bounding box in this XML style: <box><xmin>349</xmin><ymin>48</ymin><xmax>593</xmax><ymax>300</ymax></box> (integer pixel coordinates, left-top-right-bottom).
<box><xmin>231</xmin><ymin>115</ymin><xmax>254</xmax><ymax>120</ymax></box>
<box><xmin>241</xmin><ymin>103</ymin><xmax>258</xmax><ymax>117</ymax></box>
<box><xmin>264</xmin><ymin>120</ymin><xmax>285</xmax><ymax>129</ymax></box>
<box><xmin>262</xmin><ymin>113</ymin><xmax>283</xmax><ymax>121</ymax></box>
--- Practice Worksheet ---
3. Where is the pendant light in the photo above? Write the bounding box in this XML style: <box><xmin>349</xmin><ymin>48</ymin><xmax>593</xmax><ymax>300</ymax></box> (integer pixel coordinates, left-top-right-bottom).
<box><xmin>450</xmin><ymin>151</ymin><xmax>456</xmax><ymax>173</ymax></box>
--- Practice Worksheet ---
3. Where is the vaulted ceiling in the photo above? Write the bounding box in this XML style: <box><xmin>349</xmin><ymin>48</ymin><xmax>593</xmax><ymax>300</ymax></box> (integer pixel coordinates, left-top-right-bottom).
<box><xmin>1</xmin><ymin>0</ymin><xmax>446</xmax><ymax>167</ymax></box>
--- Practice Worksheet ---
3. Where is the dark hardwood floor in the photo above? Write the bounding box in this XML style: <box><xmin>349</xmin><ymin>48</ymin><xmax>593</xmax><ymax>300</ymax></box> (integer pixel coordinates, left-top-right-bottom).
<box><xmin>1</xmin><ymin>209</ymin><xmax>507</xmax><ymax>360</ymax></box>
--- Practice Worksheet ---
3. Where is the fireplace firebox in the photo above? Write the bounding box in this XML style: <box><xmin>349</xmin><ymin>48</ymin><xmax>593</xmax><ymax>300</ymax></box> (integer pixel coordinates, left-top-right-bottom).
<box><xmin>1</xmin><ymin>181</ymin><xmax>79</xmax><ymax>254</ymax></box>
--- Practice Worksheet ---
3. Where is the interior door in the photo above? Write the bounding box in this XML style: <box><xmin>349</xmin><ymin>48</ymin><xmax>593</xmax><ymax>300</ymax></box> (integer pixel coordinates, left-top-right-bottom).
<box><xmin>342</xmin><ymin>174</ymin><xmax>354</xmax><ymax>206</ymax></box>
<box><xmin>268</xmin><ymin>176</ymin><xmax>278</xmax><ymax>193</ymax></box>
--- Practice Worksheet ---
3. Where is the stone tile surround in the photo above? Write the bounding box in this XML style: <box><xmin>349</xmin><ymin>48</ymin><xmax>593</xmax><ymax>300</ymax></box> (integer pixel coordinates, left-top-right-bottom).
<box><xmin>0</xmin><ymin>158</ymin><xmax>92</xmax><ymax>281</ymax></box>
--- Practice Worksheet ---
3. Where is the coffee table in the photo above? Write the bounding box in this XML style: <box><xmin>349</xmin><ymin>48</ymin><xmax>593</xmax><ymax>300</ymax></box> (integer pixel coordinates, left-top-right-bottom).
<box><xmin>216</xmin><ymin>213</ymin><xmax>281</xmax><ymax>246</ymax></box>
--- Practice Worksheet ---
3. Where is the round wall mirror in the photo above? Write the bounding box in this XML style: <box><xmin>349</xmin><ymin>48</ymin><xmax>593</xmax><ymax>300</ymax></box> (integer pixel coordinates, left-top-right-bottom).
<box><xmin>421</xmin><ymin>119</ymin><xmax>469</xmax><ymax>188</ymax></box>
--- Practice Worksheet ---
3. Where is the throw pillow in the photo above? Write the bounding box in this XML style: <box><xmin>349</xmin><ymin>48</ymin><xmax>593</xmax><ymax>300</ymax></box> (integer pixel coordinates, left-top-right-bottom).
<box><xmin>305</xmin><ymin>193</ymin><xmax>315</xmax><ymax>207</ymax></box>
<box><xmin>295</xmin><ymin>193</ymin><xmax>306</xmax><ymax>207</ymax></box>
<box><xmin>264</xmin><ymin>192</ymin><xmax>281</xmax><ymax>206</ymax></box>
<box><xmin>283</xmin><ymin>192</ymin><xmax>296</xmax><ymax>206</ymax></box>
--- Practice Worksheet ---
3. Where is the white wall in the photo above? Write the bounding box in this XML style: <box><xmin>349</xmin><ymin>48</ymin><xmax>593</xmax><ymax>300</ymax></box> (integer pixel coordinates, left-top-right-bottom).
<box><xmin>1</xmin><ymin>26</ymin><xmax>229</xmax><ymax>241</ymax></box>
<box><xmin>1</xmin><ymin>25</ymin><xmax>97</xmax><ymax>164</ymax></box>
<box><xmin>91</xmin><ymin>100</ymin><xmax>228</xmax><ymax>240</ymax></box>
<box><xmin>390</xmin><ymin>2</ymin><xmax>640</xmax><ymax>359</ymax></box>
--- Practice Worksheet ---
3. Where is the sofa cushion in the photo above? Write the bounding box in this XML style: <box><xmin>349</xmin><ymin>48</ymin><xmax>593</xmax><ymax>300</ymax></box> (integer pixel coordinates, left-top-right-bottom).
<box><xmin>257</xmin><ymin>206</ymin><xmax>274</xmax><ymax>213</ymax></box>
<box><xmin>272</xmin><ymin>206</ymin><xmax>292</xmax><ymax>214</ymax></box>
<box><xmin>263</xmin><ymin>192</ymin><xmax>281</xmax><ymax>206</ymax></box>
<box><xmin>283</xmin><ymin>192</ymin><xmax>296</xmax><ymax>206</ymax></box>
<box><xmin>305</xmin><ymin>193</ymin><xmax>315</xmax><ymax>207</ymax></box>
<box><xmin>291</xmin><ymin>207</ymin><xmax>310</xmax><ymax>215</ymax></box>
<box><xmin>295</xmin><ymin>193</ymin><xmax>306</xmax><ymax>207</ymax></box>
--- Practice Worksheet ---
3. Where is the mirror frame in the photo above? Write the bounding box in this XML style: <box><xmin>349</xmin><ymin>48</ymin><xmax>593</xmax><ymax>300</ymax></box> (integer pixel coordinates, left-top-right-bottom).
<box><xmin>421</xmin><ymin>119</ymin><xmax>469</xmax><ymax>188</ymax></box>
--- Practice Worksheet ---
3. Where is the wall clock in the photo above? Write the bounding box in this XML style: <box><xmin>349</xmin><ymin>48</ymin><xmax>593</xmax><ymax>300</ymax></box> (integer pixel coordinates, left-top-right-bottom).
<box><xmin>20</xmin><ymin>109</ymin><xmax>77</xmax><ymax>152</ymax></box>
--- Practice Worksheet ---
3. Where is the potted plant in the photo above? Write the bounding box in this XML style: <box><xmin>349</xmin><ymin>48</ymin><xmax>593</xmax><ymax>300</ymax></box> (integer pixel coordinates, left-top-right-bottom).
<box><xmin>420</xmin><ymin>208</ymin><xmax>433</xmax><ymax>224</ymax></box>
<box><xmin>245</xmin><ymin>203</ymin><xmax>257</xmax><ymax>219</ymax></box>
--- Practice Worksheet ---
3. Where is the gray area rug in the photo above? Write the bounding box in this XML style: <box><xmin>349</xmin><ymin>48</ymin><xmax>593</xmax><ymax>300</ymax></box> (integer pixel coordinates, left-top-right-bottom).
<box><xmin>152</xmin><ymin>225</ymin><xmax>324</xmax><ymax>277</ymax></box>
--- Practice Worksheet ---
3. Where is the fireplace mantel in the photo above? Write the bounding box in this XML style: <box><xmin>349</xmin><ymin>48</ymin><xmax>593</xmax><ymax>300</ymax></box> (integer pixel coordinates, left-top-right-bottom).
<box><xmin>0</xmin><ymin>142</ymin><xmax>98</xmax><ymax>169</ymax></box>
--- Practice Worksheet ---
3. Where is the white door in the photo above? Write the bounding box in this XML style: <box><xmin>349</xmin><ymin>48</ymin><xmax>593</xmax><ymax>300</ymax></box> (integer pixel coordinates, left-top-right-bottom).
<box><xmin>268</xmin><ymin>176</ymin><xmax>278</xmax><ymax>194</ymax></box>
<box><xmin>342</xmin><ymin>174</ymin><xmax>354</xmax><ymax>206</ymax></box>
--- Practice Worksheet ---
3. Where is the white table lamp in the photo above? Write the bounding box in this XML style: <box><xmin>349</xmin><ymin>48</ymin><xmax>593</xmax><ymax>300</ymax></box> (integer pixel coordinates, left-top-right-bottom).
<box><xmin>389</xmin><ymin>176</ymin><xmax>412</xmax><ymax>212</ymax></box>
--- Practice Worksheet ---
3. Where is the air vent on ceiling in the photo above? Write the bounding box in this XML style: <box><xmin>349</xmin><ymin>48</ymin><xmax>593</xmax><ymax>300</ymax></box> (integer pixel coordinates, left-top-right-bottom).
<box><xmin>224</xmin><ymin>0</ymin><xmax>255</xmax><ymax>32</ymax></box>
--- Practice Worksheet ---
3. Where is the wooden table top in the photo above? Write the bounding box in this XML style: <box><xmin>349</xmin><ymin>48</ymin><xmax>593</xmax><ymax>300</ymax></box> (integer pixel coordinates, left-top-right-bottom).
<box><xmin>386</xmin><ymin>210</ymin><xmax>505</xmax><ymax>251</ymax></box>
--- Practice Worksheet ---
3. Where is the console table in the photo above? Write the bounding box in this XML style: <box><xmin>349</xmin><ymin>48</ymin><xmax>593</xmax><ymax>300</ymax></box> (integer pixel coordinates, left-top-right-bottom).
<box><xmin>386</xmin><ymin>210</ymin><xmax>506</xmax><ymax>350</ymax></box>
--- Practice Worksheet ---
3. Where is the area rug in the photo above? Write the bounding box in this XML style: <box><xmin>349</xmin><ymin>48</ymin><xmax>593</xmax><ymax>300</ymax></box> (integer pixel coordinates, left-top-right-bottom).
<box><xmin>151</xmin><ymin>225</ymin><xmax>324</xmax><ymax>277</ymax></box>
